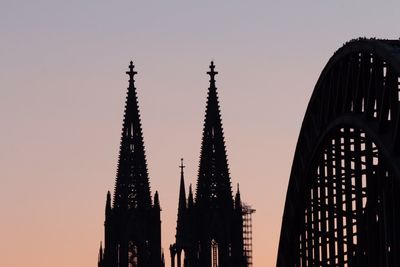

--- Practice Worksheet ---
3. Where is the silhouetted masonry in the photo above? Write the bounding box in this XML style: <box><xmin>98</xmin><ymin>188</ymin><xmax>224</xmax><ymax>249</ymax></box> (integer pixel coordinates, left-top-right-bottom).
<box><xmin>169</xmin><ymin>62</ymin><xmax>253</xmax><ymax>267</ymax></box>
<box><xmin>98</xmin><ymin>62</ymin><xmax>164</xmax><ymax>267</ymax></box>
<box><xmin>278</xmin><ymin>38</ymin><xmax>400</xmax><ymax>267</ymax></box>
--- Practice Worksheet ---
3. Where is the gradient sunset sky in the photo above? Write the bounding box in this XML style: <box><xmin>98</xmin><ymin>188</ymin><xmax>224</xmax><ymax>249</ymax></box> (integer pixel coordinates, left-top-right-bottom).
<box><xmin>2</xmin><ymin>1</ymin><xmax>400</xmax><ymax>267</ymax></box>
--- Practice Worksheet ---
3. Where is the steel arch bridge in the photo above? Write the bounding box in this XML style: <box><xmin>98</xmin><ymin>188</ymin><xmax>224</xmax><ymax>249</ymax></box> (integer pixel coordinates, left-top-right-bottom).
<box><xmin>277</xmin><ymin>39</ymin><xmax>400</xmax><ymax>267</ymax></box>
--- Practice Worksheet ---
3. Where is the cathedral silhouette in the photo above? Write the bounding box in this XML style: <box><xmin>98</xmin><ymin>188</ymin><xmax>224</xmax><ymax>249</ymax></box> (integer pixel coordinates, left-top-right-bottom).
<box><xmin>98</xmin><ymin>61</ymin><xmax>254</xmax><ymax>267</ymax></box>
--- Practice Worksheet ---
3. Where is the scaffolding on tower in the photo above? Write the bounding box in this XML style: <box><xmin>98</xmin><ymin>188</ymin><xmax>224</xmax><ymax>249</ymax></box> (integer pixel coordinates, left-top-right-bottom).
<box><xmin>242</xmin><ymin>203</ymin><xmax>255</xmax><ymax>267</ymax></box>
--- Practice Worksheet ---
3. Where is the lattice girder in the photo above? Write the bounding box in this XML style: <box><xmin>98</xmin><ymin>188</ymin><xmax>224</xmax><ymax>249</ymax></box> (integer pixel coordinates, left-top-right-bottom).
<box><xmin>277</xmin><ymin>39</ymin><xmax>400</xmax><ymax>267</ymax></box>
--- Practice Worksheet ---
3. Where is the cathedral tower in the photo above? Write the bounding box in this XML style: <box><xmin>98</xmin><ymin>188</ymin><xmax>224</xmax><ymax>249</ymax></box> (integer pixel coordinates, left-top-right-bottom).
<box><xmin>170</xmin><ymin>62</ymin><xmax>247</xmax><ymax>267</ymax></box>
<box><xmin>98</xmin><ymin>62</ymin><xmax>164</xmax><ymax>267</ymax></box>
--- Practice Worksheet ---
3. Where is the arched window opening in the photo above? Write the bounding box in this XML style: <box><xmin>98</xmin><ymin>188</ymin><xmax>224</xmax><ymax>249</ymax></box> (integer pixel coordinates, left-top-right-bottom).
<box><xmin>211</xmin><ymin>239</ymin><xmax>219</xmax><ymax>267</ymax></box>
<box><xmin>117</xmin><ymin>244</ymin><xmax>120</xmax><ymax>267</ymax></box>
<box><xmin>179</xmin><ymin>249</ymin><xmax>185</xmax><ymax>267</ymax></box>
<box><xmin>197</xmin><ymin>242</ymin><xmax>201</xmax><ymax>259</ymax></box>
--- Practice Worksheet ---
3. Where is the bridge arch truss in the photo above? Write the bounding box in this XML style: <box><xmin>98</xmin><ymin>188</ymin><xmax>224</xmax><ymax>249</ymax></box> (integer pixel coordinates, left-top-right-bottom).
<box><xmin>277</xmin><ymin>39</ymin><xmax>400</xmax><ymax>267</ymax></box>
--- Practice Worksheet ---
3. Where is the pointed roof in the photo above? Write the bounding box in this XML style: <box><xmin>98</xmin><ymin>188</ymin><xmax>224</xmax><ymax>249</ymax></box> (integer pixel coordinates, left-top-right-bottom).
<box><xmin>176</xmin><ymin>158</ymin><xmax>186</xmax><ymax>241</ymax></box>
<box><xmin>195</xmin><ymin>61</ymin><xmax>233</xmax><ymax>209</ymax></box>
<box><xmin>113</xmin><ymin>61</ymin><xmax>152</xmax><ymax>210</ymax></box>
<box><xmin>105</xmin><ymin>191</ymin><xmax>111</xmax><ymax>215</ymax></box>
<box><xmin>235</xmin><ymin>183</ymin><xmax>242</xmax><ymax>210</ymax></box>
<box><xmin>178</xmin><ymin>158</ymin><xmax>187</xmax><ymax>211</ymax></box>
<box><xmin>154</xmin><ymin>191</ymin><xmax>160</xmax><ymax>209</ymax></box>
<box><xmin>188</xmin><ymin>184</ymin><xmax>194</xmax><ymax>208</ymax></box>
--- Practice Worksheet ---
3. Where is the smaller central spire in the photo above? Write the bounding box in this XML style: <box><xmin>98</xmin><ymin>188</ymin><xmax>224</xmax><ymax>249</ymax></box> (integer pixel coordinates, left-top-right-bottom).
<box><xmin>178</xmin><ymin>158</ymin><xmax>187</xmax><ymax>212</ymax></box>
<box><xmin>126</xmin><ymin>61</ymin><xmax>138</xmax><ymax>81</ymax></box>
<box><xmin>207</xmin><ymin>61</ymin><xmax>218</xmax><ymax>83</ymax></box>
<box><xmin>176</xmin><ymin>158</ymin><xmax>187</xmax><ymax>242</ymax></box>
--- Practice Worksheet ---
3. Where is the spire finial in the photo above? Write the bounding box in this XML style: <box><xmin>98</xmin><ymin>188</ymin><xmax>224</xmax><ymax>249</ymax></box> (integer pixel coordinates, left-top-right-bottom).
<box><xmin>207</xmin><ymin>61</ymin><xmax>218</xmax><ymax>82</ymax></box>
<box><xmin>126</xmin><ymin>61</ymin><xmax>137</xmax><ymax>81</ymax></box>
<box><xmin>179</xmin><ymin>158</ymin><xmax>185</xmax><ymax>174</ymax></box>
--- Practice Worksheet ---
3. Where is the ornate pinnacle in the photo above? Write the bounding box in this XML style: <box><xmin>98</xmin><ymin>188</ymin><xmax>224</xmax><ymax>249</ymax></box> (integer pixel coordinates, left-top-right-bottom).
<box><xmin>105</xmin><ymin>191</ymin><xmax>112</xmax><ymax>215</ymax></box>
<box><xmin>154</xmin><ymin>191</ymin><xmax>160</xmax><ymax>209</ymax></box>
<box><xmin>179</xmin><ymin>158</ymin><xmax>185</xmax><ymax>174</ymax></box>
<box><xmin>235</xmin><ymin>183</ymin><xmax>242</xmax><ymax>209</ymax></box>
<box><xmin>126</xmin><ymin>61</ymin><xmax>137</xmax><ymax>81</ymax></box>
<box><xmin>178</xmin><ymin>158</ymin><xmax>187</xmax><ymax>211</ymax></box>
<box><xmin>207</xmin><ymin>61</ymin><xmax>218</xmax><ymax>82</ymax></box>
<box><xmin>188</xmin><ymin>184</ymin><xmax>194</xmax><ymax>208</ymax></box>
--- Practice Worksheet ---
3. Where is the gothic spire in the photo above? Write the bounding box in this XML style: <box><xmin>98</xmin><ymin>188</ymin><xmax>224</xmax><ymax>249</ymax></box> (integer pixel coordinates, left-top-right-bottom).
<box><xmin>176</xmin><ymin>158</ymin><xmax>186</xmax><ymax>241</ymax></box>
<box><xmin>188</xmin><ymin>184</ymin><xmax>194</xmax><ymax>208</ymax></box>
<box><xmin>195</xmin><ymin>61</ymin><xmax>233</xmax><ymax>209</ymax></box>
<box><xmin>235</xmin><ymin>183</ymin><xmax>242</xmax><ymax>210</ymax></box>
<box><xmin>105</xmin><ymin>191</ymin><xmax>111</xmax><ymax>216</ymax></box>
<box><xmin>178</xmin><ymin>158</ymin><xmax>187</xmax><ymax>211</ymax></box>
<box><xmin>154</xmin><ymin>191</ymin><xmax>160</xmax><ymax>209</ymax></box>
<box><xmin>113</xmin><ymin>61</ymin><xmax>152</xmax><ymax>210</ymax></box>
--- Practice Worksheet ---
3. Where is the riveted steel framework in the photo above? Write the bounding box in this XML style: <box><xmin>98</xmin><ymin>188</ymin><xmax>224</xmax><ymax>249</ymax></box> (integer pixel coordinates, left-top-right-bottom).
<box><xmin>277</xmin><ymin>39</ymin><xmax>400</xmax><ymax>267</ymax></box>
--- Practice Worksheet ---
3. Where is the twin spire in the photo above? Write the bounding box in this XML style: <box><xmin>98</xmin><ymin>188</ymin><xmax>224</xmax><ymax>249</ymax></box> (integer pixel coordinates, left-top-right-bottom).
<box><xmin>170</xmin><ymin>62</ymin><xmax>246</xmax><ymax>267</ymax></box>
<box><xmin>195</xmin><ymin>60</ymin><xmax>234</xmax><ymax>209</ymax></box>
<box><xmin>113</xmin><ymin>61</ymin><xmax>153</xmax><ymax>210</ymax></box>
<box><xmin>99</xmin><ymin>61</ymin><xmax>163</xmax><ymax>267</ymax></box>
<box><xmin>175</xmin><ymin>60</ymin><xmax>240</xmax><ymax>230</ymax></box>
<box><xmin>177</xmin><ymin>60</ymin><xmax>242</xmax><ymax>208</ymax></box>
<box><xmin>100</xmin><ymin>60</ymin><xmax>244</xmax><ymax>267</ymax></box>
<box><xmin>113</xmin><ymin>60</ymin><xmax>233</xmax><ymax>213</ymax></box>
